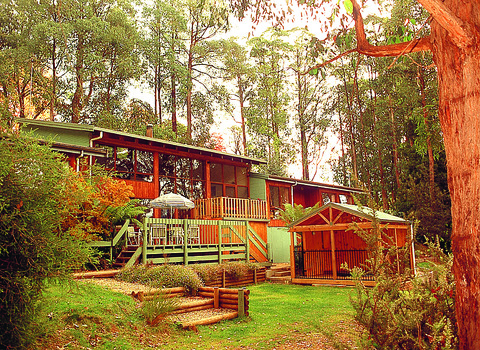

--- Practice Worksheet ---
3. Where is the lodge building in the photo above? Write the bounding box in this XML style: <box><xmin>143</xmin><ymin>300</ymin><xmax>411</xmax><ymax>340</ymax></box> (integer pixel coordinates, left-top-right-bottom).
<box><xmin>18</xmin><ymin>118</ymin><xmax>413</xmax><ymax>285</ymax></box>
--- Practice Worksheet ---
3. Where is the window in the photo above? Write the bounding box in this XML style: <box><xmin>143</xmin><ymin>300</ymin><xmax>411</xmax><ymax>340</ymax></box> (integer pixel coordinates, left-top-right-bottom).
<box><xmin>95</xmin><ymin>146</ymin><xmax>153</xmax><ymax>182</ymax></box>
<box><xmin>322</xmin><ymin>193</ymin><xmax>331</xmax><ymax>204</ymax></box>
<box><xmin>269</xmin><ymin>185</ymin><xmax>291</xmax><ymax>209</ymax></box>
<box><xmin>209</xmin><ymin>163</ymin><xmax>249</xmax><ymax>198</ymax></box>
<box><xmin>158</xmin><ymin>155</ymin><xmax>206</xmax><ymax>200</ymax></box>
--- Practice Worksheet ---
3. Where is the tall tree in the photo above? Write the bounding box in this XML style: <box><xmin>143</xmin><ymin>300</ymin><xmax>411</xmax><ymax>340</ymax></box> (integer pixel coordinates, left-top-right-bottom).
<box><xmin>289</xmin><ymin>29</ymin><xmax>330</xmax><ymax>180</ymax></box>
<box><xmin>142</xmin><ymin>0</ymin><xmax>187</xmax><ymax>131</ymax></box>
<box><xmin>231</xmin><ymin>0</ymin><xmax>480</xmax><ymax>346</ymax></box>
<box><xmin>246</xmin><ymin>31</ymin><xmax>293</xmax><ymax>175</ymax></box>
<box><xmin>182</xmin><ymin>0</ymin><xmax>229</xmax><ymax>139</ymax></box>
<box><xmin>217</xmin><ymin>38</ymin><xmax>256</xmax><ymax>154</ymax></box>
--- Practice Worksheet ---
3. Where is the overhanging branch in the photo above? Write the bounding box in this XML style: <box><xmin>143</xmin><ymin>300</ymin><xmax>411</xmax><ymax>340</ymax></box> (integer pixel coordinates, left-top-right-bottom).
<box><xmin>416</xmin><ymin>0</ymin><xmax>474</xmax><ymax>48</ymax></box>
<box><xmin>304</xmin><ymin>0</ymin><xmax>432</xmax><ymax>75</ymax></box>
<box><xmin>352</xmin><ymin>0</ymin><xmax>432</xmax><ymax>56</ymax></box>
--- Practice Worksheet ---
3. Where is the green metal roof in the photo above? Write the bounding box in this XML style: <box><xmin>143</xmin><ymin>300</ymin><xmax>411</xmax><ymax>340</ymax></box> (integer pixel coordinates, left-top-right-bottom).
<box><xmin>16</xmin><ymin>118</ymin><xmax>266</xmax><ymax>165</ymax></box>
<box><xmin>289</xmin><ymin>202</ymin><xmax>410</xmax><ymax>227</ymax></box>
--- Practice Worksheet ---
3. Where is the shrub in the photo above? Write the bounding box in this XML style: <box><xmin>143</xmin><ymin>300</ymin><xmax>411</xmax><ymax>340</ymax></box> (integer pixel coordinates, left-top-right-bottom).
<box><xmin>189</xmin><ymin>264</ymin><xmax>219</xmax><ymax>284</ymax></box>
<box><xmin>190</xmin><ymin>262</ymin><xmax>261</xmax><ymax>282</ymax></box>
<box><xmin>348</xmin><ymin>209</ymin><xmax>457</xmax><ymax>349</ymax></box>
<box><xmin>117</xmin><ymin>265</ymin><xmax>204</xmax><ymax>295</ymax></box>
<box><xmin>0</xmin><ymin>131</ymin><xmax>94</xmax><ymax>349</ymax></box>
<box><xmin>139</xmin><ymin>291</ymin><xmax>178</xmax><ymax>327</ymax></box>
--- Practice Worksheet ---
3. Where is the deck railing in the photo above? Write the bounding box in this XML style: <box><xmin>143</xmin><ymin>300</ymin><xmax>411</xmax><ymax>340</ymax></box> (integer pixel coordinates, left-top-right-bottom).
<box><xmin>194</xmin><ymin>197</ymin><xmax>268</xmax><ymax>220</ymax></box>
<box><xmin>294</xmin><ymin>248</ymin><xmax>374</xmax><ymax>281</ymax></box>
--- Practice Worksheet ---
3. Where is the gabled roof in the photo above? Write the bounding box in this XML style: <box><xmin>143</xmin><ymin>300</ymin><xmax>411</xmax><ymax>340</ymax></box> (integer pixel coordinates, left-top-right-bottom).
<box><xmin>17</xmin><ymin>118</ymin><xmax>266</xmax><ymax>165</ymax></box>
<box><xmin>289</xmin><ymin>202</ymin><xmax>409</xmax><ymax>228</ymax></box>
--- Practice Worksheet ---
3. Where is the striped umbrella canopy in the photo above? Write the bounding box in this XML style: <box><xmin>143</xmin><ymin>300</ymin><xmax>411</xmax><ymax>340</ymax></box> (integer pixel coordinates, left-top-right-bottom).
<box><xmin>148</xmin><ymin>193</ymin><xmax>195</xmax><ymax>210</ymax></box>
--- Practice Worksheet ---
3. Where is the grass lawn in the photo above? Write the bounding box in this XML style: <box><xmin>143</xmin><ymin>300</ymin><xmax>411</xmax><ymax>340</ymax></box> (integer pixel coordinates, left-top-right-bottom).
<box><xmin>34</xmin><ymin>281</ymin><xmax>361</xmax><ymax>349</ymax></box>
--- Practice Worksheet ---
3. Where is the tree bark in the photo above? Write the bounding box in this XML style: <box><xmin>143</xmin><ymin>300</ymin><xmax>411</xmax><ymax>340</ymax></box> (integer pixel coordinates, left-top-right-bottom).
<box><xmin>429</xmin><ymin>1</ymin><xmax>480</xmax><ymax>347</ymax></box>
<box><xmin>349</xmin><ymin>0</ymin><xmax>480</xmax><ymax>346</ymax></box>
<box><xmin>418</xmin><ymin>67</ymin><xmax>435</xmax><ymax>202</ymax></box>
<box><xmin>237</xmin><ymin>75</ymin><xmax>247</xmax><ymax>155</ymax></box>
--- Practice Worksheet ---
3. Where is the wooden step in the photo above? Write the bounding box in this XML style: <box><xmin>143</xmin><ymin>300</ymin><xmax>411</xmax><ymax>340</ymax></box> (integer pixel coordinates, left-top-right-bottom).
<box><xmin>274</xmin><ymin>270</ymin><xmax>291</xmax><ymax>277</ymax></box>
<box><xmin>268</xmin><ymin>276</ymin><xmax>292</xmax><ymax>284</ymax></box>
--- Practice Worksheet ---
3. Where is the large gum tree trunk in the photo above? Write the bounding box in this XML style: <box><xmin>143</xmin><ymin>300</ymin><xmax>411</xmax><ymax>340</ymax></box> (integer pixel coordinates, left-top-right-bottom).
<box><xmin>431</xmin><ymin>5</ymin><xmax>480</xmax><ymax>346</ymax></box>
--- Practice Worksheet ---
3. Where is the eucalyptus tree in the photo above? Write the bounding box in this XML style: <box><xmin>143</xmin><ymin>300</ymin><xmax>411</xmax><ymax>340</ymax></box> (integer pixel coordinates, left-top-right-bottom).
<box><xmin>288</xmin><ymin>29</ymin><xmax>332</xmax><ymax>181</ymax></box>
<box><xmin>182</xmin><ymin>0</ymin><xmax>230</xmax><ymax>139</ymax></box>
<box><xmin>216</xmin><ymin>38</ymin><xmax>256</xmax><ymax>154</ymax></box>
<box><xmin>142</xmin><ymin>0</ymin><xmax>188</xmax><ymax>131</ymax></box>
<box><xmin>0</xmin><ymin>0</ymin><xmax>53</xmax><ymax>119</ymax></box>
<box><xmin>47</xmin><ymin>0</ymin><xmax>140</xmax><ymax>123</ymax></box>
<box><xmin>246</xmin><ymin>30</ymin><xmax>293</xmax><ymax>176</ymax></box>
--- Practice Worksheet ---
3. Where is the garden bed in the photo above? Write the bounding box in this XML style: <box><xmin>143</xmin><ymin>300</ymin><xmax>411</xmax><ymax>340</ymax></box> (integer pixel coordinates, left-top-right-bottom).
<box><xmin>81</xmin><ymin>279</ymin><xmax>248</xmax><ymax>328</ymax></box>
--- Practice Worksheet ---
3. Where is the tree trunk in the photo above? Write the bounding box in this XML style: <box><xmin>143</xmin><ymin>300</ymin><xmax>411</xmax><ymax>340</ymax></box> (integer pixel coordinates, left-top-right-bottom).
<box><xmin>50</xmin><ymin>39</ymin><xmax>56</xmax><ymax>121</ymax></box>
<box><xmin>430</xmin><ymin>5</ymin><xmax>480</xmax><ymax>347</ymax></box>
<box><xmin>171</xmin><ymin>73</ymin><xmax>177</xmax><ymax>133</ymax></box>
<box><xmin>237</xmin><ymin>75</ymin><xmax>247</xmax><ymax>155</ymax></box>
<box><xmin>186</xmin><ymin>40</ymin><xmax>194</xmax><ymax>139</ymax></box>
<box><xmin>71</xmin><ymin>36</ymin><xmax>84</xmax><ymax>123</ymax></box>
<box><xmin>418</xmin><ymin>67</ymin><xmax>435</xmax><ymax>201</ymax></box>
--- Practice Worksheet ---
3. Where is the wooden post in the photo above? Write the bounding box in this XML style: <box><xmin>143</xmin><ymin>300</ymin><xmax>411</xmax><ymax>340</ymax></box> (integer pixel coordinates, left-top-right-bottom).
<box><xmin>330</xmin><ymin>229</ymin><xmax>337</xmax><ymax>280</ymax></box>
<box><xmin>238</xmin><ymin>288</ymin><xmax>245</xmax><ymax>317</ymax></box>
<box><xmin>290</xmin><ymin>231</ymin><xmax>295</xmax><ymax>279</ymax></box>
<box><xmin>214</xmin><ymin>287</ymin><xmax>219</xmax><ymax>309</ymax></box>
<box><xmin>245</xmin><ymin>221</ymin><xmax>250</xmax><ymax>262</ymax></box>
<box><xmin>254</xmin><ymin>268</ymin><xmax>257</xmax><ymax>284</ymax></box>
<box><xmin>218</xmin><ymin>221</ymin><xmax>223</xmax><ymax>264</ymax></box>
<box><xmin>183</xmin><ymin>219</ymin><xmax>189</xmax><ymax>265</ymax></box>
<box><xmin>222</xmin><ymin>269</ymin><xmax>226</xmax><ymax>288</ymax></box>
<box><xmin>142</xmin><ymin>218</ymin><xmax>148</xmax><ymax>264</ymax></box>
<box><xmin>394</xmin><ymin>228</ymin><xmax>400</xmax><ymax>273</ymax></box>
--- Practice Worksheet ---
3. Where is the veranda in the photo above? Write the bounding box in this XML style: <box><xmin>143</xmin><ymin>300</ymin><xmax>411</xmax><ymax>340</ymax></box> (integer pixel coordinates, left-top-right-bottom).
<box><xmin>89</xmin><ymin>217</ymin><xmax>269</xmax><ymax>268</ymax></box>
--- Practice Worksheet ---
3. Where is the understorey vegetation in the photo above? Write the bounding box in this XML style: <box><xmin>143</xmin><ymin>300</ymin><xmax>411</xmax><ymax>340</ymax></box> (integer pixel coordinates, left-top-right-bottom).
<box><xmin>116</xmin><ymin>262</ymin><xmax>262</xmax><ymax>294</ymax></box>
<box><xmin>0</xmin><ymin>128</ymin><xmax>96</xmax><ymax>349</ymax></box>
<box><xmin>348</xmin><ymin>211</ymin><xmax>457</xmax><ymax>349</ymax></box>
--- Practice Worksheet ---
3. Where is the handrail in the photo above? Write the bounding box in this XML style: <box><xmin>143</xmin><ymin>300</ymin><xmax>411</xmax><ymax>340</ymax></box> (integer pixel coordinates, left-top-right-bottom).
<box><xmin>112</xmin><ymin>219</ymin><xmax>130</xmax><ymax>246</ymax></box>
<box><xmin>194</xmin><ymin>197</ymin><xmax>268</xmax><ymax>220</ymax></box>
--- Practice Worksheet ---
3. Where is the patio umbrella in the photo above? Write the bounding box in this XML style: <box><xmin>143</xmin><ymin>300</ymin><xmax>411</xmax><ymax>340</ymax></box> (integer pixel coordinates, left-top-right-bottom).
<box><xmin>149</xmin><ymin>193</ymin><xmax>194</xmax><ymax>218</ymax></box>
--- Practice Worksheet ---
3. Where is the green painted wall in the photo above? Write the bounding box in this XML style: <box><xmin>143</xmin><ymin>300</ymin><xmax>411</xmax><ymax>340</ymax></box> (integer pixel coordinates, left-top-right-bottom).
<box><xmin>267</xmin><ymin>227</ymin><xmax>290</xmax><ymax>263</ymax></box>
<box><xmin>249</xmin><ymin>173</ymin><xmax>267</xmax><ymax>200</ymax></box>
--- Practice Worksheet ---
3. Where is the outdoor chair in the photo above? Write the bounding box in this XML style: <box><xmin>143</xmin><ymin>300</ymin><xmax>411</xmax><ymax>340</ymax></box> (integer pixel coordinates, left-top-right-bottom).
<box><xmin>150</xmin><ymin>224</ymin><xmax>167</xmax><ymax>245</ymax></box>
<box><xmin>170</xmin><ymin>226</ymin><xmax>184</xmax><ymax>245</ymax></box>
<box><xmin>127</xmin><ymin>226</ymin><xmax>139</xmax><ymax>246</ymax></box>
<box><xmin>187</xmin><ymin>225</ymin><xmax>200</xmax><ymax>245</ymax></box>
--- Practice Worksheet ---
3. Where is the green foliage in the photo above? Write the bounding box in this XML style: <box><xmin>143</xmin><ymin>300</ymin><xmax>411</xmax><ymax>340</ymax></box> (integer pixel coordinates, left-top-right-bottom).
<box><xmin>105</xmin><ymin>199</ymin><xmax>146</xmax><ymax>228</ymax></box>
<box><xmin>278</xmin><ymin>203</ymin><xmax>320</xmax><ymax>224</ymax></box>
<box><xmin>189</xmin><ymin>264</ymin><xmax>220</xmax><ymax>283</ymax></box>
<box><xmin>116</xmin><ymin>265</ymin><xmax>204</xmax><ymax>295</ymax></box>
<box><xmin>0</xmin><ymin>131</ymin><xmax>94</xmax><ymax>349</ymax></box>
<box><xmin>348</xmin><ymin>207</ymin><xmax>457</xmax><ymax>349</ymax></box>
<box><xmin>139</xmin><ymin>291</ymin><xmax>179</xmax><ymax>326</ymax></box>
<box><xmin>117</xmin><ymin>262</ymin><xmax>261</xmax><ymax>293</ymax></box>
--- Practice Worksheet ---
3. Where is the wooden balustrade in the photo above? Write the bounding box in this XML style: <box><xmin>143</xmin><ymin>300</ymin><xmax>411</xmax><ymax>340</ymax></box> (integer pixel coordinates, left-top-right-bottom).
<box><xmin>194</xmin><ymin>197</ymin><xmax>268</xmax><ymax>220</ymax></box>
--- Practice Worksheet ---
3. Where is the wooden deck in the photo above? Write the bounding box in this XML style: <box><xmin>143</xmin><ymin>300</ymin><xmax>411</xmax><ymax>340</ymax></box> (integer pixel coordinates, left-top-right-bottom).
<box><xmin>89</xmin><ymin>218</ymin><xmax>269</xmax><ymax>267</ymax></box>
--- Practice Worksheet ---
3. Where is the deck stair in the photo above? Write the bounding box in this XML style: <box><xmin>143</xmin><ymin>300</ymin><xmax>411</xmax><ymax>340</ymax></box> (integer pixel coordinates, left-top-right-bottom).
<box><xmin>266</xmin><ymin>263</ymin><xmax>292</xmax><ymax>284</ymax></box>
<box><xmin>112</xmin><ymin>246</ymin><xmax>139</xmax><ymax>268</ymax></box>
